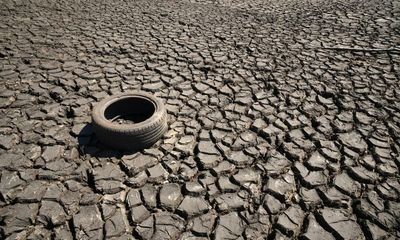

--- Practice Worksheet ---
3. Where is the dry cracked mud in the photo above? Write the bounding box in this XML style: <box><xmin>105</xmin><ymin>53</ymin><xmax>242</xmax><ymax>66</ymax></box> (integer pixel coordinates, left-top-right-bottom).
<box><xmin>0</xmin><ymin>0</ymin><xmax>399</xmax><ymax>239</ymax></box>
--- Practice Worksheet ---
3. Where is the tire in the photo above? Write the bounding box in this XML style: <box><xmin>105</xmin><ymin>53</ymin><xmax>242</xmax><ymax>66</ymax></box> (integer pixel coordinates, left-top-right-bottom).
<box><xmin>91</xmin><ymin>92</ymin><xmax>168</xmax><ymax>150</ymax></box>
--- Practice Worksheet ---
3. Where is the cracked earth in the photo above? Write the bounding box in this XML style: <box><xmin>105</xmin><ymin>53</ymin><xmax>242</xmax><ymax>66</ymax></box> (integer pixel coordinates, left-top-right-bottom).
<box><xmin>0</xmin><ymin>0</ymin><xmax>400</xmax><ymax>239</ymax></box>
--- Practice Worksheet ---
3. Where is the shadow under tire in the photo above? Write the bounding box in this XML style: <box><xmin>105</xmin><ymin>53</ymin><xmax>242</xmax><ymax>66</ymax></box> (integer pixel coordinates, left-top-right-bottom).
<box><xmin>91</xmin><ymin>92</ymin><xmax>168</xmax><ymax>150</ymax></box>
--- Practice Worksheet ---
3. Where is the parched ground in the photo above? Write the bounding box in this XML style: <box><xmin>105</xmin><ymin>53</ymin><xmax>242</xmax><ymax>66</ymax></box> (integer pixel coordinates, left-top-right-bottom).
<box><xmin>0</xmin><ymin>0</ymin><xmax>399</xmax><ymax>239</ymax></box>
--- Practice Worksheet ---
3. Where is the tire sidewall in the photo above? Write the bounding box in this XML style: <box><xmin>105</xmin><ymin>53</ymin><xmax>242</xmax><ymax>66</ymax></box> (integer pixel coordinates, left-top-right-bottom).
<box><xmin>92</xmin><ymin>92</ymin><xmax>166</xmax><ymax>135</ymax></box>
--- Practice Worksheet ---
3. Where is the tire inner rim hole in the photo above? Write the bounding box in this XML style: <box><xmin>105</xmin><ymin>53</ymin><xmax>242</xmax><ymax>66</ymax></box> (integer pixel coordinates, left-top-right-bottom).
<box><xmin>104</xmin><ymin>97</ymin><xmax>155</xmax><ymax>124</ymax></box>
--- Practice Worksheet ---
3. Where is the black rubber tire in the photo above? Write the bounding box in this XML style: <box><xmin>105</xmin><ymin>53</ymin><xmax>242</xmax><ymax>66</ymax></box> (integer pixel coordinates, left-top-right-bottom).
<box><xmin>91</xmin><ymin>92</ymin><xmax>168</xmax><ymax>150</ymax></box>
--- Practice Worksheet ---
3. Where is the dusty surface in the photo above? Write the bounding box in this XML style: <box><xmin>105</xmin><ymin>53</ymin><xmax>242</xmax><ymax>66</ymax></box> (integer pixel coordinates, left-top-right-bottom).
<box><xmin>0</xmin><ymin>0</ymin><xmax>400</xmax><ymax>239</ymax></box>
